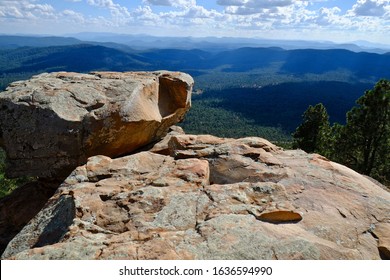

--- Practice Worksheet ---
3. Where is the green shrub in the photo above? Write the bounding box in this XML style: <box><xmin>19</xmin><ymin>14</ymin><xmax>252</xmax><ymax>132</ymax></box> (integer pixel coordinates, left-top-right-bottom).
<box><xmin>0</xmin><ymin>148</ymin><xmax>33</xmax><ymax>199</ymax></box>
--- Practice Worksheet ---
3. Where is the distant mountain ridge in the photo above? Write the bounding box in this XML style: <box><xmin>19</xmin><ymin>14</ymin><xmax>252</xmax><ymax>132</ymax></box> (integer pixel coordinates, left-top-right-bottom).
<box><xmin>0</xmin><ymin>44</ymin><xmax>149</xmax><ymax>74</ymax></box>
<box><xmin>2</xmin><ymin>34</ymin><xmax>390</xmax><ymax>53</ymax></box>
<box><xmin>0</xmin><ymin>38</ymin><xmax>389</xmax><ymax>83</ymax></box>
<box><xmin>0</xmin><ymin>35</ymin><xmax>83</xmax><ymax>49</ymax></box>
<box><xmin>68</xmin><ymin>33</ymin><xmax>390</xmax><ymax>53</ymax></box>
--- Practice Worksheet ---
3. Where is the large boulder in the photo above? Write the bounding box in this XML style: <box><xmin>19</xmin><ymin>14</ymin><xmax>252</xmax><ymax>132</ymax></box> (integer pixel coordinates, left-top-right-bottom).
<box><xmin>2</xmin><ymin>134</ymin><xmax>389</xmax><ymax>260</ymax></box>
<box><xmin>0</xmin><ymin>71</ymin><xmax>193</xmax><ymax>179</ymax></box>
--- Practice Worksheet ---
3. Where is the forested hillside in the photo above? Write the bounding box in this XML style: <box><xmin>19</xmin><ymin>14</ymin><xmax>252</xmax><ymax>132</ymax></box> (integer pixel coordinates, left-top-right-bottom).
<box><xmin>180</xmin><ymin>81</ymin><xmax>372</xmax><ymax>141</ymax></box>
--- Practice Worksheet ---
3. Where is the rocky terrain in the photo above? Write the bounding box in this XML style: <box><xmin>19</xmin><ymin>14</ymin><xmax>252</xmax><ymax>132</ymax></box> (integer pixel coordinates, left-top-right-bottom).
<box><xmin>0</xmin><ymin>71</ymin><xmax>389</xmax><ymax>260</ymax></box>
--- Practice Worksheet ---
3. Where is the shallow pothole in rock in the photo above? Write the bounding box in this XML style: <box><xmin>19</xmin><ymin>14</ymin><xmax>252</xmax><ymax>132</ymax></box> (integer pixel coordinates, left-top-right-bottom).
<box><xmin>258</xmin><ymin>210</ymin><xmax>303</xmax><ymax>224</ymax></box>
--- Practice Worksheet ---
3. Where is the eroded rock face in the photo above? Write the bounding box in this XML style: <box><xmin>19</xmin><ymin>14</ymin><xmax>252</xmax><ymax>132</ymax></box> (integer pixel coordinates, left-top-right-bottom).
<box><xmin>0</xmin><ymin>71</ymin><xmax>193</xmax><ymax>179</ymax></box>
<box><xmin>2</xmin><ymin>134</ymin><xmax>389</xmax><ymax>260</ymax></box>
<box><xmin>0</xmin><ymin>181</ymin><xmax>58</xmax><ymax>255</ymax></box>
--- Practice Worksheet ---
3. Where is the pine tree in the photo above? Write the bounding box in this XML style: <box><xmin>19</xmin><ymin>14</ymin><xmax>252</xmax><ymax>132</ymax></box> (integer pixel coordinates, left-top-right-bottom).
<box><xmin>335</xmin><ymin>79</ymin><xmax>390</xmax><ymax>180</ymax></box>
<box><xmin>292</xmin><ymin>103</ymin><xmax>330</xmax><ymax>153</ymax></box>
<box><xmin>293</xmin><ymin>80</ymin><xmax>389</xmax><ymax>185</ymax></box>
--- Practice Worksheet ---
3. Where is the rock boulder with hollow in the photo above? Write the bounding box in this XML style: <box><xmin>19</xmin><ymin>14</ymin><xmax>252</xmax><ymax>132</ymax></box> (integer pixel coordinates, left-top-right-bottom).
<box><xmin>0</xmin><ymin>71</ymin><xmax>193</xmax><ymax>179</ymax></box>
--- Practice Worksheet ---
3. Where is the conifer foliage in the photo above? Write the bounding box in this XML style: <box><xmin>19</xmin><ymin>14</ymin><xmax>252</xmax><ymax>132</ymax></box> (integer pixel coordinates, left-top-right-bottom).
<box><xmin>293</xmin><ymin>79</ymin><xmax>390</xmax><ymax>185</ymax></box>
<box><xmin>292</xmin><ymin>103</ymin><xmax>330</xmax><ymax>153</ymax></box>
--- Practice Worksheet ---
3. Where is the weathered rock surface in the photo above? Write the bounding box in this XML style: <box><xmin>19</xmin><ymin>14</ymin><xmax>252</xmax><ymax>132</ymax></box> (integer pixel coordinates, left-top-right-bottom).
<box><xmin>0</xmin><ymin>181</ymin><xmax>58</xmax><ymax>255</ymax></box>
<box><xmin>2</xmin><ymin>134</ymin><xmax>389</xmax><ymax>260</ymax></box>
<box><xmin>0</xmin><ymin>71</ymin><xmax>193</xmax><ymax>179</ymax></box>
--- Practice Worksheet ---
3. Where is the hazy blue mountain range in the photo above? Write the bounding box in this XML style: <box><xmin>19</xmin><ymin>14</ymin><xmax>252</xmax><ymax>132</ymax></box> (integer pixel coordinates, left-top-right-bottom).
<box><xmin>67</xmin><ymin>33</ymin><xmax>390</xmax><ymax>53</ymax></box>
<box><xmin>2</xmin><ymin>34</ymin><xmax>390</xmax><ymax>53</ymax></box>
<box><xmin>1</xmin><ymin>36</ymin><xmax>389</xmax><ymax>81</ymax></box>
<box><xmin>0</xmin><ymin>35</ymin><xmax>83</xmax><ymax>49</ymax></box>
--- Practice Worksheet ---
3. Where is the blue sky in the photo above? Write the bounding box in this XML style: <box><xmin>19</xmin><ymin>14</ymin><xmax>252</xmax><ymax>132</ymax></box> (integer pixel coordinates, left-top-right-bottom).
<box><xmin>0</xmin><ymin>0</ymin><xmax>389</xmax><ymax>44</ymax></box>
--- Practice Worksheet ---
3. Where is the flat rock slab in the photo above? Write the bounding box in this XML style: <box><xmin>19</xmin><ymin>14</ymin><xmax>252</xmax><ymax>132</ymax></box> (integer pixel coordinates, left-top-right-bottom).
<box><xmin>0</xmin><ymin>71</ymin><xmax>193</xmax><ymax>179</ymax></box>
<box><xmin>2</xmin><ymin>134</ymin><xmax>389</xmax><ymax>260</ymax></box>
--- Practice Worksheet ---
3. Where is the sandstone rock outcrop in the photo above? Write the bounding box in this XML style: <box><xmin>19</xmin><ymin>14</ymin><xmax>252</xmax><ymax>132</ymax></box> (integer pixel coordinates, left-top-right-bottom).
<box><xmin>2</xmin><ymin>134</ymin><xmax>389</xmax><ymax>260</ymax></box>
<box><xmin>0</xmin><ymin>181</ymin><xmax>58</xmax><ymax>255</ymax></box>
<box><xmin>0</xmin><ymin>71</ymin><xmax>193</xmax><ymax>179</ymax></box>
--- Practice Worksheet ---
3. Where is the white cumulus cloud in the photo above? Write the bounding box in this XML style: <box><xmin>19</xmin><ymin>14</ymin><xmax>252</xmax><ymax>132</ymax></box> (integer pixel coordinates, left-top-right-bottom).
<box><xmin>0</xmin><ymin>0</ymin><xmax>56</xmax><ymax>20</ymax></box>
<box><xmin>349</xmin><ymin>0</ymin><xmax>390</xmax><ymax>16</ymax></box>
<box><xmin>142</xmin><ymin>0</ymin><xmax>196</xmax><ymax>9</ymax></box>
<box><xmin>315</xmin><ymin>6</ymin><xmax>343</xmax><ymax>26</ymax></box>
<box><xmin>86</xmin><ymin>0</ymin><xmax>131</xmax><ymax>25</ymax></box>
<box><xmin>220</xmin><ymin>0</ymin><xmax>295</xmax><ymax>15</ymax></box>
<box><xmin>61</xmin><ymin>9</ymin><xmax>85</xmax><ymax>24</ymax></box>
<box><xmin>217</xmin><ymin>0</ymin><xmax>248</xmax><ymax>6</ymax></box>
